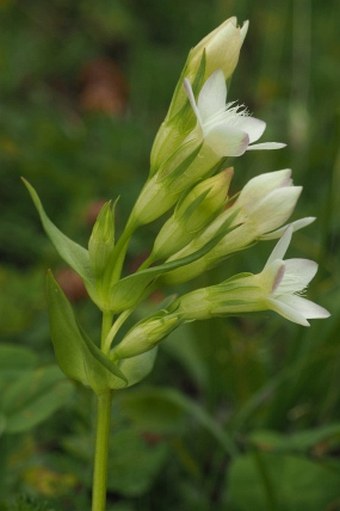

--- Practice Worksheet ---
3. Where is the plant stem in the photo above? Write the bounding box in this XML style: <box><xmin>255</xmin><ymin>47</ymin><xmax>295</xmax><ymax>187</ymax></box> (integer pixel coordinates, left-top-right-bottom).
<box><xmin>91</xmin><ymin>390</ymin><xmax>112</xmax><ymax>511</ymax></box>
<box><xmin>101</xmin><ymin>311</ymin><xmax>114</xmax><ymax>350</ymax></box>
<box><xmin>110</xmin><ymin>216</ymin><xmax>137</xmax><ymax>284</ymax></box>
<box><xmin>91</xmin><ymin>311</ymin><xmax>114</xmax><ymax>511</ymax></box>
<box><xmin>103</xmin><ymin>309</ymin><xmax>133</xmax><ymax>354</ymax></box>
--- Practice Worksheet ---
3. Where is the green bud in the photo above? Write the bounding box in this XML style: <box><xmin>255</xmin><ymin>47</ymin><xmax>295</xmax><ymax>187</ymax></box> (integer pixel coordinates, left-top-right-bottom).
<box><xmin>152</xmin><ymin>168</ymin><xmax>233</xmax><ymax>259</ymax></box>
<box><xmin>88</xmin><ymin>201</ymin><xmax>115</xmax><ymax>276</ymax></box>
<box><xmin>112</xmin><ymin>311</ymin><xmax>181</xmax><ymax>360</ymax></box>
<box><xmin>185</xmin><ymin>17</ymin><xmax>248</xmax><ymax>88</ymax></box>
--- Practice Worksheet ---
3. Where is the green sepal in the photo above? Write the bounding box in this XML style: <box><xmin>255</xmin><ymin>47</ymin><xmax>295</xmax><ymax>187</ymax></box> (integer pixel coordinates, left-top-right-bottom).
<box><xmin>22</xmin><ymin>179</ymin><xmax>93</xmax><ymax>285</ymax></box>
<box><xmin>166</xmin><ymin>48</ymin><xmax>207</xmax><ymax>124</ymax></box>
<box><xmin>157</xmin><ymin>140</ymin><xmax>203</xmax><ymax>183</ymax></box>
<box><xmin>46</xmin><ymin>271</ymin><xmax>128</xmax><ymax>393</ymax></box>
<box><xmin>106</xmin><ymin>217</ymin><xmax>237</xmax><ymax>313</ymax></box>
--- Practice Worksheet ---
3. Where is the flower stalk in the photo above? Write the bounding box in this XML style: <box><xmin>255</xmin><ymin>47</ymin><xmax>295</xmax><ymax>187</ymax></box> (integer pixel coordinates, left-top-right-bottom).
<box><xmin>91</xmin><ymin>311</ymin><xmax>113</xmax><ymax>511</ymax></box>
<box><xmin>91</xmin><ymin>390</ymin><xmax>112</xmax><ymax>511</ymax></box>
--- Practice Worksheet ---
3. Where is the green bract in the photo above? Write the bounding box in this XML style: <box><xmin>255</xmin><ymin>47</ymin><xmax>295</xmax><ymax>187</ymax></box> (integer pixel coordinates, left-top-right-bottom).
<box><xmin>46</xmin><ymin>272</ymin><xmax>158</xmax><ymax>392</ymax></box>
<box><xmin>46</xmin><ymin>271</ymin><xmax>127</xmax><ymax>392</ymax></box>
<box><xmin>88</xmin><ymin>200</ymin><xmax>116</xmax><ymax>277</ymax></box>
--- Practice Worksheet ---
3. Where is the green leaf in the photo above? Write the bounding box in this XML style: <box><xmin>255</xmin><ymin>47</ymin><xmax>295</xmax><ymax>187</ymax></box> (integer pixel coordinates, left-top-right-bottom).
<box><xmin>46</xmin><ymin>271</ymin><xmax>127</xmax><ymax>393</ymax></box>
<box><xmin>107</xmin><ymin>216</ymin><xmax>237</xmax><ymax>312</ymax></box>
<box><xmin>0</xmin><ymin>343</ymin><xmax>37</xmax><ymax>374</ymax></box>
<box><xmin>163</xmin><ymin>324</ymin><xmax>208</xmax><ymax>389</ymax></box>
<box><xmin>63</xmin><ymin>426</ymin><xmax>168</xmax><ymax>497</ymax></box>
<box><xmin>22</xmin><ymin>179</ymin><xmax>93</xmax><ymax>284</ymax></box>
<box><xmin>249</xmin><ymin>425</ymin><xmax>340</xmax><ymax>454</ymax></box>
<box><xmin>107</xmin><ymin>428</ymin><xmax>168</xmax><ymax>496</ymax></box>
<box><xmin>0</xmin><ymin>414</ymin><xmax>6</xmax><ymax>436</ymax></box>
<box><xmin>119</xmin><ymin>386</ymin><xmax>237</xmax><ymax>455</ymax></box>
<box><xmin>228</xmin><ymin>452</ymin><xmax>340</xmax><ymax>511</ymax></box>
<box><xmin>1</xmin><ymin>365</ymin><xmax>73</xmax><ymax>434</ymax></box>
<box><xmin>118</xmin><ymin>387</ymin><xmax>187</xmax><ymax>435</ymax></box>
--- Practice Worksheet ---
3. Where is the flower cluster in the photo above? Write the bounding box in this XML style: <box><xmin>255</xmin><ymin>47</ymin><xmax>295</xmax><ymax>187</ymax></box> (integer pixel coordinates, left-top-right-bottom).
<box><xmin>25</xmin><ymin>17</ymin><xmax>330</xmax><ymax>392</ymax></box>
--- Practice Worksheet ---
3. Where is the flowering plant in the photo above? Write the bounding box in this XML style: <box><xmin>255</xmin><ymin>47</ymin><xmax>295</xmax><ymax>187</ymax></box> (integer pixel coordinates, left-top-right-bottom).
<box><xmin>23</xmin><ymin>16</ymin><xmax>329</xmax><ymax>511</ymax></box>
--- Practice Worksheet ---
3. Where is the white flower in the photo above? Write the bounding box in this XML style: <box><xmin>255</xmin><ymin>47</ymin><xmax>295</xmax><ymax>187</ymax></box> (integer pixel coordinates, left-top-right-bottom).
<box><xmin>256</xmin><ymin>227</ymin><xmax>330</xmax><ymax>326</ymax></box>
<box><xmin>234</xmin><ymin>169</ymin><xmax>302</xmax><ymax>234</ymax></box>
<box><xmin>184</xmin><ymin>69</ymin><xmax>286</xmax><ymax>157</ymax></box>
<box><xmin>177</xmin><ymin>227</ymin><xmax>330</xmax><ymax>327</ymax></box>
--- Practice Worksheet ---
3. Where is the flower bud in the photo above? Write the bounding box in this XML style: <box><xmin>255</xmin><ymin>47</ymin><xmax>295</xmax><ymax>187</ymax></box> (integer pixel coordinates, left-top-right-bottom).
<box><xmin>236</xmin><ymin>169</ymin><xmax>293</xmax><ymax>207</ymax></box>
<box><xmin>231</xmin><ymin>169</ymin><xmax>302</xmax><ymax>234</ymax></box>
<box><xmin>166</xmin><ymin>17</ymin><xmax>249</xmax><ymax>122</ymax></box>
<box><xmin>152</xmin><ymin>169</ymin><xmax>233</xmax><ymax>259</ymax></box>
<box><xmin>164</xmin><ymin>170</ymin><xmax>304</xmax><ymax>284</ymax></box>
<box><xmin>88</xmin><ymin>201</ymin><xmax>115</xmax><ymax>276</ymax></box>
<box><xmin>186</xmin><ymin>17</ymin><xmax>249</xmax><ymax>84</ymax></box>
<box><xmin>112</xmin><ymin>312</ymin><xmax>181</xmax><ymax>359</ymax></box>
<box><xmin>150</xmin><ymin>17</ymin><xmax>248</xmax><ymax>174</ymax></box>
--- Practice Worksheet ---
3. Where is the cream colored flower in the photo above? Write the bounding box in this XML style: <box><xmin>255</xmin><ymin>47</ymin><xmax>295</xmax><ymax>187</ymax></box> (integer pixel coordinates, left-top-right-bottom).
<box><xmin>185</xmin><ymin>69</ymin><xmax>285</xmax><ymax>157</ymax></box>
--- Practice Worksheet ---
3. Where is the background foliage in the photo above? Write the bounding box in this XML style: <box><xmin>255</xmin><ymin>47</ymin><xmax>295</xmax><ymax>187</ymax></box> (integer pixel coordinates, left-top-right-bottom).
<box><xmin>0</xmin><ymin>0</ymin><xmax>339</xmax><ymax>509</ymax></box>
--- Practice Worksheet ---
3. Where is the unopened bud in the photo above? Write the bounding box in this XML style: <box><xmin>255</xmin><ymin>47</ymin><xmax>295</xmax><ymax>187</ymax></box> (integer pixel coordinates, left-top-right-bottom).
<box><xmin>150</xmin><ymin>17</ymin><xmax>248</xmax><ymax>173</ymax></box>
<box><xmin>88</xmin><ymin>201</ymin><xmax>115</xmax><ymax>275</ymax></box>
<box><xmin>112</xmin><ymin>312</ymin><xmax>181</xmax><ymax>359</ymax></box>
<box><xmin>152</xmin><ymin>169</ymin><xmax>233</xmax><ymax>259</ymax></box>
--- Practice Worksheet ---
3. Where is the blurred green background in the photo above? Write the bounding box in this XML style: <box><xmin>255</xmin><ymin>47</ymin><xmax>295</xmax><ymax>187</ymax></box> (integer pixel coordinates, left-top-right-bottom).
<box><xmin>0</xmin><ymin>0</ymin><xmax>339</xmax><ymax>510</ymax></box>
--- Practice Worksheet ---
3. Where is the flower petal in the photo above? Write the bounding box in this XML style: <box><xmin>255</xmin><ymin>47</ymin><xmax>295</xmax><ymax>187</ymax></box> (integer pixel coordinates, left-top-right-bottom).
<box><xmin>276</xmin><ymin>258</ymin><xmax>318</xmax><ymax>293</ymax></box>
<box><xmin>270</xmin><ymin>294</ymin><xmax>330</xmax><ymax>325</ymax></box>
<box><xmin>231</xmin><ymin>115</ymin><xmax>266</xmax><ymax>143</ymax></box>
<box><xmin>184</xmin><ymin>78</ymin><xmax>202</xmax><ymax>125</ymax></box>
<box><xmin>259</xmin><ymin>259</ymin><xmax>285</xmax><ymax>294</ymax></box>
<box><xmin>265</xmin><ymin>227</ymin><xmax>293</xmax><ymax>267</ymax></box>
<box><xmin>250</xmin><ymin>187</ymin><xmax>302</xmax><ymax>234</ymax></box>
<box><xmin>247</xmin><ymin>142</ymin><xmax>286</xmax><ymax>151</ymax></box>
<box><xmin>260</xmin><ymin>217</ymin><xmax>316</xmax><ymax>240</ymax></box>
<box><xmin>281</xmin><ymin>295</ymin><xmax>330</xmax><ymax>320</ymax></box>
<box><xmin>237</xmin><ymin>169</ymin><xmax>292</xmax><ymax>211</ymax></box>
<box><xmin>204</xmin><ymin>124</ymin><xmax>249</xmax><ymax>157</ymax></box>
<box><xmin>197</xmin><ymin>70</ymin><xmax>227</xmax><ymax>123</ymax></box>
<box><xmin>267</xmin><ymin>296</ymin><xmax>311</xmax><ymax>326</ymax></box>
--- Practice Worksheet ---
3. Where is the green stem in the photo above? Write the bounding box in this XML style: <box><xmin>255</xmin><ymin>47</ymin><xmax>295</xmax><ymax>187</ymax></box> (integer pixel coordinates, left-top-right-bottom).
<box><xmin>91</xmin><ymin>311</ymin><xmax>114</xmax><ymax>511</ymax></box>
<box><xmin>101</xmin><ymin>311</ymin><xmax>114</xmax><ymax>351</ymax></box>
<box><xmin>110</xmin><ymin>217</ymin><xmax>137</xmax><ymax>284</ymax></box>
<box><xmin>91</xmin><ymin>391</ymin><xmax>113</xmax><ymax>511</ymax></box>
<box><xmin>137</xmin><ymin>253</ymin><xmax>155</xmax><ymax>271</ymax></box>
<box><xmin>103</xmin><ymin>309</ymin><xmax>133</xmax><ymax>354</ymax></box>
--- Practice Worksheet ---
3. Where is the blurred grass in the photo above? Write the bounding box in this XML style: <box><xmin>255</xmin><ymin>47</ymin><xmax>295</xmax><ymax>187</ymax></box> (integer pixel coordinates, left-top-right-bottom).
<box><xmin>0</xmin><ymin>0</ymin><xmax>339</xmax><ymax>509</ymax></box>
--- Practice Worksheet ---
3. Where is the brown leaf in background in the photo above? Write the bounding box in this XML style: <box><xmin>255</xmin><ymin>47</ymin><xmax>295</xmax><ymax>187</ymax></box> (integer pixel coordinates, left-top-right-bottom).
<box><xmin>79</xmin><ymin>58</ymin><xmax>128</xmax><ymax>116</ymax></box>
<box><xmin>56</xmin><ymin>267</ymin><xmax>87</xmax><ymax>302</ymax></box>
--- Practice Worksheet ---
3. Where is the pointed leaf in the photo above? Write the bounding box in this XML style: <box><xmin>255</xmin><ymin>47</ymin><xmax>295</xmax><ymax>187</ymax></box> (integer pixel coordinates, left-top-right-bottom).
<box><xmin>2</xmin><ymin>365</ymin><xmax>74</xmax><ymax>433</ymax></box>
<box><xmin>46</xmin><ymin>271</ymin><xmax>127</xmax><ymax>393</ymax></box>
<box><xmin>23</xmin><ymin>179</ymin><xmax>93</xmax><ymax>283</ymax></box>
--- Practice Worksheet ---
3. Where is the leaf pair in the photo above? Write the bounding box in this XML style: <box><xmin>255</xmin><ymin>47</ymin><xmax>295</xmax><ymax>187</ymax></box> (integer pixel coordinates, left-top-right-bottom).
<box><xmin>46</xmin><ymin>272</ymin><xmax>156</xmax><ymax>393</ymax></box>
